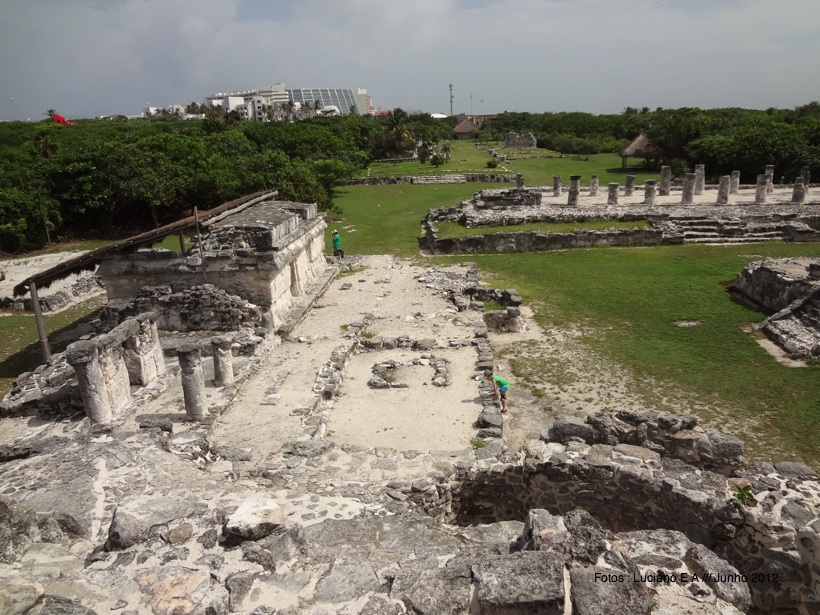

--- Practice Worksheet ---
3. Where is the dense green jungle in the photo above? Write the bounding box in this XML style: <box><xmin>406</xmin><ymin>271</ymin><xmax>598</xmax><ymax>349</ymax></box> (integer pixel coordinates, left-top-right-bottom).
<box><xmin>1</xmin><ymin>103</ymin><xmax>819</xmax><ymax>254</ymax></box>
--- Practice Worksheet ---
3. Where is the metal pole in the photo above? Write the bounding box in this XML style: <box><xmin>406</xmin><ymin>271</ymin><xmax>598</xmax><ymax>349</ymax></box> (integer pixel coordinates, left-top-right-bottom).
<box><xmin>29</xmin><ymin>281</ymin><xmax>52</xmax><ymax>361</ymax></box>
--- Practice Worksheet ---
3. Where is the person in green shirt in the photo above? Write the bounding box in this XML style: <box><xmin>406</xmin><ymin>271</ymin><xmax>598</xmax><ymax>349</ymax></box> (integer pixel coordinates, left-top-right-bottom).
<box><xmin>484</xmin><ymin>369</ymin><xmax>510</xmax><ymax>412</ymax></box>
<box><xmin>331</xmin><ymin>230</ymin><xmax>344</xmax><ymax>261</ymax></box>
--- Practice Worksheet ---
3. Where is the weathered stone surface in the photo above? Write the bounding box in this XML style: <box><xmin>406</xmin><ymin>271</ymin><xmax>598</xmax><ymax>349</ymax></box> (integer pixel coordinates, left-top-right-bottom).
<box><xmin>0</xmin><ymin>496</ymin><xmax>41</xmax><ymax>563</ymax></box>
<box><xmin>38</xmin><ymin>596</ymin><xmax>99</xmax><ymax>615</ymax></box>
<box><xmin>472</xmin><ymin>551</ymin><xmax>566</xmax><ymax>613</ymax></box>
<box><xmin>224</xmin><ymin>496</ymin><xmax>286</xmax><ymax>541</ymax></box>
<box><xmin>0</xmin><ymin>579</ymin><xmax>44</xmax><ymax>615</ymax></box>
<box><xmin>107</xmin><ymin>495</ymin><xmax>204</xmax><ymax>550</ymax></box>
<box><xmin>518</xmin><ymin>508</ymin><xmax>569</xmax><ymax>552</ymax></box>
<box><xmin>570</xmin><ymin>565</ymin><xmax>651</xmax><ymax>615</ymax></box>
<box><xmin>684</xmin><ymin>543</ymin><xmax>752</xmax><ymax>611</ymax></box>
<box><xmin>314</xmin><ymin>563</ymin><xmax>380</xmax><ymax>603</ymax></box>
<box><xmin>549</xmin><ymin>416</ymin><xmax>594</xmax><ymax>442</ymax></box>
<box><xmin>392</xmin><ymin>563</ymin><xmax>473</xmax><ymax>615</ymax></box>
<box><xmin>135</xmin><ymin>566</ymin><xmax>211</xmax><ymax>615</ymax></box>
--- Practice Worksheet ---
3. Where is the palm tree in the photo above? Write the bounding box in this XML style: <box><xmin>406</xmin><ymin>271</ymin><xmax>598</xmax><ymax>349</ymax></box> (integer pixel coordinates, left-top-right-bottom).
<box><xmin>313</xmin><ymin>100</ymin><xmax>322</xmax><ymax>116</ymax></box>
<box><xmin>386</xmin><ymin>108</ymin><xmax>414</xmax><ymax>164</ymax></box>
<box><xmin>45</xmin><ymin>108</ymin><xmax>56</xmax><ymax>120</ymax></box>
<box><xmin>284</xmin><ymin>100</ymin><xmax>296</xmax><ymax>121</ymax></box>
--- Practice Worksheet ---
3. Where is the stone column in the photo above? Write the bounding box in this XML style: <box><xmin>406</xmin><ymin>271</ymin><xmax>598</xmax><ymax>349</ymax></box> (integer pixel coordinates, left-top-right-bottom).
<box><xmin>66</xmin><ymin>341</ymin><xmax>113</xmax><ymax>424</ymax></box>
<box><xmin>755</xmin><ymin>174</ymin><xmax>768</xmax><ymax>204</ymax></box>
<box><xmin>694</xmin><ymin>164</ymin><xmax>705</xmax><ymax>195</ymax></box>
<box><xmin>730</xmin><ymin>170</ymin><xmax>741</xmax><ymax>194</ymax></box>
<box><xmin>589</xmin><ymin>175</ymin><xmax>599</xmax><ymax>197</ymax></box>
<box><xmin>643</xmin><ymin>180</ymin><xmax>657</xmax><ymax>205</ymax></box>
<box><xmin>607</xmin><ymin>183</ymin><xmax>619</xmax><ymax>205</ymax></box>
<box><xmin>765</xmin><ymin>165</ymin><xmax>775</xmax><ymax>194</ymax></box>
<box><xmin>624</xmin><ymin>175</ymin><xmax>636</xmax><ymax>197</ymax></box>
<box><xmin>552</xmin><ymin>175</ymin><xmax>562</xmax><ymax>197</ymax></box>
<box><xmin>150</xmin><ymin>320</ymin><xmax>167</xmax><ymax>378</ymax></box>
<box><xmin>792</xmin><ymin>177</ymin><xmax>806</xmax><ymax>203</ymax></box>
<box><xmin>178</xmin><ymin>346</ymin><xmax>207</xmax><ymax>422</ymax></box>
<box><xmin>681</xmin><ymin>173</ymin><xmax>696</xmax><ymax>205</ymax></box>
<box><xmin>659</xmin><ymin>166</ymin><xmax>672</xmax><ymax>196</ymax></box>
<box><xmin>568</xmin><ymin>175</ymin><xmax>581</xmax><ymax>206</ymax></box>
<box><xmin>516</xmin><ymin>173</ymin><xmax>524</xmax><ymax>189</ymax></box>
<box><xmin>716</xmin><ymin>176</ymin><xmax>731</xmax><ymax>205</ymax></box>
<box><xmin>212</xmin><ymin>336</ymin><xmax>235</xmax><ymax>387</ymax></box>
<box><xmin>801</xmin><ymin>166</ymin><xmax>811</xmax><ymax>194</ymax></box>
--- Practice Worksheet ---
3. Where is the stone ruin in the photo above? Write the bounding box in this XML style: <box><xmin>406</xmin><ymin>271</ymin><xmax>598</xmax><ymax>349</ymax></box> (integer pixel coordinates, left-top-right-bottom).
<box><xmin>503</xmin><ymin>131</ymin><xmax>538</xmax><ymax>148</ymax></box>
<box><xmin>423</xmin><ymin>166</ymin><xmax>820</xmax><ymax>255</ymax></box>
<box><xmin>0</xmin><ymin>199</ymin><xmax>818</xmax><ymax>614</ymax></box>
<box><xmin>733</xmin><ymin>257</ymin><xmax>820</xmax><ymax>359</ymax></box>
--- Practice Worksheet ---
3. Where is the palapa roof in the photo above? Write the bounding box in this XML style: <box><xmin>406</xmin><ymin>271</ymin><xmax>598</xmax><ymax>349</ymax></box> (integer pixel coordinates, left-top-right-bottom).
<box><xmin>453</xmin><ymin>118</ymin><xmax>480</xmax><ymax>134</ymax></box>
<box><xmin>13</xmin><ymin>190</ymin><xmax>278</xmax><ymax>297</ymax></box>
<box><xmin>619</xmin><ymin>134</ymin><xmax>664</xmax><ymax>159</ymax></box>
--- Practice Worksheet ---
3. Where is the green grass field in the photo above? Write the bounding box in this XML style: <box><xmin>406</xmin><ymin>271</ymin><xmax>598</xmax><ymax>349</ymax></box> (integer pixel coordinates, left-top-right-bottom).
<box><xmin>361</xmin><ymin>140</ymin><xmax>658</xmax><ymax>187</ymax></box>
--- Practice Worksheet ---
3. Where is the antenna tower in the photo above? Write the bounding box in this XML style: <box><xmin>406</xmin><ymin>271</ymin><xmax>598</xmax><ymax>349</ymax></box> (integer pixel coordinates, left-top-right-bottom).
<box><xmin>449</xmin><ymin>83</ymin><xmax>454</xmax><ymax>116</ymax></box>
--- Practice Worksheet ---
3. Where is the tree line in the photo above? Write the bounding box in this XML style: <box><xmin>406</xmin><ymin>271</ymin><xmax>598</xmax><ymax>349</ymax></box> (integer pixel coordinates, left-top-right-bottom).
<box><xmin>2</xmin><ymin>103</ymin><xmax>818</xmax><ymax>253</ymax></box>
<box><xmin>479</xmin><ymin>103</ymin><xmax>820</xmax><ymax>181</ymax></box>
<box><xmin>0</xmin><ymin>110</ymin><xmax>454</xmax><ymax>253</ymax></box>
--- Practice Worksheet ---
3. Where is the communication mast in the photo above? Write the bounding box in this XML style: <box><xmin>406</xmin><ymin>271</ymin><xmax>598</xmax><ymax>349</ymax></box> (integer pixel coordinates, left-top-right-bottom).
<box><xmin>449</xmin><ymin>83</ymin><xmax>454</xmax><ymax>116</ymax></box>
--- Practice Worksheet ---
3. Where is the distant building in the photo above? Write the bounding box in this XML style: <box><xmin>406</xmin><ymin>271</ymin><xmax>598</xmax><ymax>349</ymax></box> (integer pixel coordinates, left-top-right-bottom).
<box><xmin>203</xmin><ymin>84</ymin><xmax>372</xmax><ymax>120</ymax></box>
<box><xmin>453</xmin><ymin>118</ymin><xmax>480</xmax><ymax>140</ymax></box>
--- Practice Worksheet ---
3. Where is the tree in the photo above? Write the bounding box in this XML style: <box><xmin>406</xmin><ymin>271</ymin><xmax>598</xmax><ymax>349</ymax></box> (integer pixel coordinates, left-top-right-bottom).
<box><xmin>385</xmin><ymin>108</ymin><xmax>414</xmax><ymax>164</ymax></box>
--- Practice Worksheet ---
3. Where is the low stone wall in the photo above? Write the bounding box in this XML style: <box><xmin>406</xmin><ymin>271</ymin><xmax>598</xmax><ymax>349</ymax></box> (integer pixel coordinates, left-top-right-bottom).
<box><xmin>733</xmin><ymin>257</ymin><xmax>820</xmax><ymax>312</ymax></box>
<box><xmin>398</xmin><ymin>425</ymin><xmax>819</xmax><ymax>614</ymax></box>
<box><xmin>348</xmin><ymin>173</ymin><xmax>518</xmax><ymax>186</ymax></box>
<box><xmin>0</xmin><ymin>274</ymin><xmax>105</xmax><ymax>313</ymax></box>
<box><xmin>99</xmin><ymin>284</ymin><xmax>263</xmax><ymax>333</ymax></box>
<box><xmin>503</xmin><ymin>131</ymin><xmax>537</xmax><ymax>148</ymax></box>
<box><xmin>427</xmin><ymin>227</ymin><xmax>666</xmax><ymax>255</ymax></box>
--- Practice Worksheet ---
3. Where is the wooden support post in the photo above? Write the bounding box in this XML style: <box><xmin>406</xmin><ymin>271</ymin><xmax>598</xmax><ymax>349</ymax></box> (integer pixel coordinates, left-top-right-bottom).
<box><xmin>193</xmin><ymin>206</ymin><xmax>206</xmax><ymax>282</ymax></box>
<box><xmin>29</xmin><ymin>281</ymin><xmax>51</xmax><ymax>361</ymax></box>
<box><xmin>178</xmin><ymin>231</ymin><xmax>185</xmax><ymax>253</ymax></box>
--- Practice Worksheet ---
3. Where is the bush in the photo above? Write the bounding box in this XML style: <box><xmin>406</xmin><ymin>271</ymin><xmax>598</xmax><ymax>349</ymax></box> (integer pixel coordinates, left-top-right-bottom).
<box><xmin>486</xmin><ymin>159</ymin><xmax>498</xmax><ymax>169</ymax></box>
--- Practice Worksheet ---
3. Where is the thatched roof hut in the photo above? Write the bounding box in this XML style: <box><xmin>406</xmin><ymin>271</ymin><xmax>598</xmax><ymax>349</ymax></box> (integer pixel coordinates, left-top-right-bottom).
<box><xmin>619</xmin><ymin>134</ymin><xmax>664</xmax><ymax>168</ymax></box>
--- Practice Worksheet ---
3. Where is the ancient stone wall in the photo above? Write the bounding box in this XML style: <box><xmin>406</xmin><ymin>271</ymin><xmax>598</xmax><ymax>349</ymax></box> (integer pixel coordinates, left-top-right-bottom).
<box><xmin>99</xmin><ymin>284</ymin><xmax>263</xmax><ymax>332</ymax></box>
<box><xmin>97</xmin><ymin>201</ymin><xmax>327</xmax><ymax>332</ymax></box>
<box><xmin>399</xmin><ymin>416</ymin><xmax>818</xmax><ymax>615</ymax></box>
<box><xmin>347</xmin><ymin>173</ymin><xmax>519</xmax><ymax>186</ymax></box>
<box><xmin>427</xmin><ymin>227</ymin><xmax>665</xmax><ymax>255</ymax></box>
<box><xmin>503</xmin><ymin>131</ymin><xmax>537</xmax><ymax>148</ymax></box>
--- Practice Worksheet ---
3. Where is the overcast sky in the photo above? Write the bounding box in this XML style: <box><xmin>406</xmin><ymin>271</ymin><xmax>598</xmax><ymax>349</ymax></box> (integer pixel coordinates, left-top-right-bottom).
<box><xmin>2</xmin><ymin>0</ymin><xmax>819</xmax><ymax>120</ymax></box>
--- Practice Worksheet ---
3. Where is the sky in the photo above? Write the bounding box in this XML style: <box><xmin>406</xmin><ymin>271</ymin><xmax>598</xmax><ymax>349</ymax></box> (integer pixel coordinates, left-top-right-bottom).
<box><xmin>1</xmin><ymin>0</ymin><xmax>819</xmax><ymax>120</ymax></box>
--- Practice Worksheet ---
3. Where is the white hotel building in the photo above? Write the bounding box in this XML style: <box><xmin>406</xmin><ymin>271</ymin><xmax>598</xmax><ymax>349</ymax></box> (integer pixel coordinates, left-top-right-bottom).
<box><xmin>203</xmin><ymin>84</ymin><xmax>371</xmax><ymax>120</ymax></box>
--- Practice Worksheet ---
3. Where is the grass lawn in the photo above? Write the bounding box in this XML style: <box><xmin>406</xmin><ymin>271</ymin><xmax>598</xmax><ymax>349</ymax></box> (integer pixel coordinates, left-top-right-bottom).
<box><xmin>329</xmin><ymin>183</ymin><xmax>501</xmax><ymax>257</ymax></box>
<box><xmin>359</xmin><ymin>140</ymin><xmax>659</xmax><ymax>187</ymax></box>
<box><xmin>0</xmin><ymin>295</ymin><xmax>107</xmax><ymax>396</ymax></box>
<box><xmin>448</xmin><ymin>244</ymin><xmax>820</xmax><ymax>466</ymax></box>
<box><xmin>435</xmin><ymin>219</ymin><xmax>651</xmax><ymax>238</ymax></box>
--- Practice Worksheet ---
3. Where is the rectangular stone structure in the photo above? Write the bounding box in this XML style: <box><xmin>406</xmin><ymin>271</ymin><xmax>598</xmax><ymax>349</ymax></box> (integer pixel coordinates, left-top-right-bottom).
<box><xmin>624</xmin><ymin>175</ymin><xmax>635</xmax><ymax>197</ymax></box>
<box><xmin>568</xmin><ymin>175</ymin><xmax>581</xmax><ymax>206</ymax></box>
<box><xmin>730</xmin><ymin>170</ymin><xmax>741</xmax><ymax>194</ymax></box>
<box><xmin>643</xmin><ymin>180</ymin><xmax>657</xmax><ymax>205</ymax></box>
<box><xmin>694</xmin><ymin>164</ymin><xmax>705</xmax><ymax>195</ymax></box>
<box><xmin>681</xmin><ymin>173</ymin><xmax>696</xmax><ymax>205</ymax></box>
<box><xmin>607</xmin><ymin>183</ymin><xmax>619</xmax><ymax>205</ymax></box>
<box><xmin>755</xmin><ymin>174</ymin><xmax>768</xmax><ymax>204</ymax></box>
<box><xmin>716</xmin><ymin>175</ymin><xmax>731</xmax><ymax>205</ymax></box>
<box><xmin>589</xmin><ymin>175</ymin><xmax>599</xmax><ymax>197</ymax></box>
<box><xmin>659</xmin><ymin>166</ymin><xmax>672</xmax><ymax>196</ymax></box>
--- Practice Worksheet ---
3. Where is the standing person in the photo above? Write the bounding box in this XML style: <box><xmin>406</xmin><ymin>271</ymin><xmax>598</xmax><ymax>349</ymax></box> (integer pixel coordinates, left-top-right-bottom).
<box><xmin>484</xmin><ymin>369</ymin><xmax>510</xmax><ymax>412</ymax></box>
<box><xmin>331</xmin><ymin>230</ymin><xmax>344</xmax><ymax>260</ymax></box>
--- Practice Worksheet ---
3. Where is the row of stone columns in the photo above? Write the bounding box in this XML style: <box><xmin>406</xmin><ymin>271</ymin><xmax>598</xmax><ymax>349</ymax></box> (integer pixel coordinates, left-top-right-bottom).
<box><xmin>67</xmin><ymin>316</ymin><xmax>236</xmax><ymax>425</ymax></box>
<box><xmin>557</xmin><ymin>164</ymin><xmax>812</xmax><ymax>206</ymax></box>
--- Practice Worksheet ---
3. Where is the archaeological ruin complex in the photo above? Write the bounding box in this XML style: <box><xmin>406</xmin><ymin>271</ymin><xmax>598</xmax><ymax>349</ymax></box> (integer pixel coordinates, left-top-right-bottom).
<box><xmin>0</xmin><ymin>176</ymin><xmax>818</xmax><ymax>614</ymax></box>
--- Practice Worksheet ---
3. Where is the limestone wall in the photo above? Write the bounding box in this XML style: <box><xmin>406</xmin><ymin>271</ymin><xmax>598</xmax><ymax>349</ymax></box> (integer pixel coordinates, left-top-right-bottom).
<box><xmin>348</xmin><ymin>173</ymin><xmax>518</xmax><ymax>186</ymax></box>
<box><xmin>503</xmin><ymin>131</ymin><xmax>537</xmax><ymax>148</ymax></box>
<box><xmin>400</xmin><ymin>441</ymin><xmax>818</xmax><ymax>614</ymax></box>
<box><xmin>733</xmin><ymin>257</ymin><xmax>820</xmax><ymax>312</ymax></box>
<box><xmin>427</xmin><ymin>227</ymin><xmax>665</xmax><ymax>255</ymax></box>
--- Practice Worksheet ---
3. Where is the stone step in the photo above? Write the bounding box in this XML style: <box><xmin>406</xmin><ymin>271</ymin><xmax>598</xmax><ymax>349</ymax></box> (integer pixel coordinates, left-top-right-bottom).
<box><xmin>684</xmin><ymin>235</ymin><xmax>785</xmax><ymax>244</ymax></box>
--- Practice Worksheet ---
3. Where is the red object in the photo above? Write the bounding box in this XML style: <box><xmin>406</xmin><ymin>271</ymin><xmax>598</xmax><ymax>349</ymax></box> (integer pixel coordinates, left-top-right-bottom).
<box><xmin>53</xmin><ymin>113</ymin><xmax>74</xmax><ymax>126</ymax></box>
